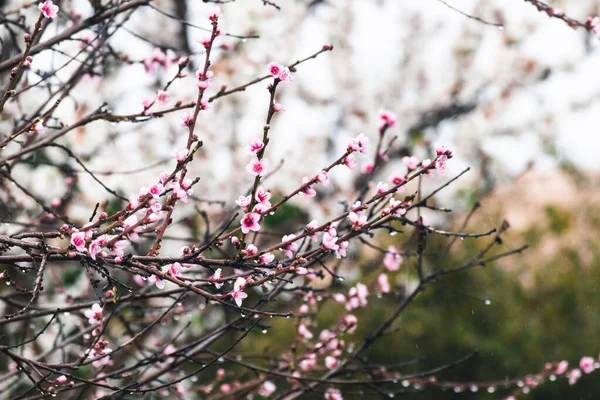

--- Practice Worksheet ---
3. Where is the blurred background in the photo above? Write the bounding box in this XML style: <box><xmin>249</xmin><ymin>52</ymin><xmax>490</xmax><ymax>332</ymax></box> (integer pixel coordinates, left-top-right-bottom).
<box><xmin>1</xmin><ymin>0</ymin><xmax>600</xmax><ymax>398</ymax></box>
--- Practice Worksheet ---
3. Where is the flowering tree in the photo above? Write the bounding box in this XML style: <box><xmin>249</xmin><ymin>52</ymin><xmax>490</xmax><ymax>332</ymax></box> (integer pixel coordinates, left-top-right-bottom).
<box><xmin>0</xmin><ymin>1</ymin><xmax>598</xmax><ymax>399</ymax></box>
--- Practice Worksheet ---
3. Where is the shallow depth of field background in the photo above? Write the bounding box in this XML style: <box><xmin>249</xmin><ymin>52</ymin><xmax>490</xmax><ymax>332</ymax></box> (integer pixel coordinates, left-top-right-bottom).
<box><xmin>1</xmin><ymin>0</ymin><xmax>600</xmax><ymax>398</ymax></box>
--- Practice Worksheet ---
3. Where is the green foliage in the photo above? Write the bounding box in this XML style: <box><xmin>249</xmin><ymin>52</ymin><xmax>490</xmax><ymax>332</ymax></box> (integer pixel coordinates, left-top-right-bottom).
<box><xmin>62</xmin><ymin>266</ymin><xmax>84</xmax><ymax>288</ymax></box>
<box><xmin>241</xmin><ymin>204</ymin><xmax>600</xmax><ymax>399</ymax></box>
<box><xmin>545</xmin><ymin>206</ymin><xmax>570</xmax><ymax>234</ymax></box>
<box><xmin>263</xmin><ymin>201</ymin><xmax>308</xmax><ymax>230</ymax></box>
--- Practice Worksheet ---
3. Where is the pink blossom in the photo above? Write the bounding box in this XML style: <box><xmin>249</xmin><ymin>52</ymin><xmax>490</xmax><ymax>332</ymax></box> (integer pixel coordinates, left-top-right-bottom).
<box><xmin>255</xmin><ymin>187</ymin><xmax>272</xmax><ymax>206</ymax></box>
<box><xmin>384</xmin><ymin>198</ymin><xmax>406</xmax><ymax>217</ymax></box>
<box><xmin>197</xmin><ymin>79</ymin><xmax>210</xmax><ymax>90</ymax></box>
<box><xmin>347</xmin><ymin>133</ymin><xmax>369</xmax><ymax>154</ymax></box>
<box><xmin>580</xmin><ymin>356</ymin><xmax>595</xmax><ymax>374</ymax></box>
<box><xmin>249</xmin><ymin>139</ymin><xmax>264</xmax><ymax>155</ymax></box>
<box><xmin>231</xmin><ymin>277</ymin><xmax>248</xmax><ymax>307</ymax></box>
<box><xmin>163</xmin><ymin>344</ymin><xmax>177</xmax><ymax>356</ymax></box>
<box><xmin>591</xmin><ymin>17</ymin><xmax>600</xmax><ymax>40</ymax></box>
<box><xmin>150</xmin><ymin>202</ymin><xmax>163</xmax><ymax>215</ymax></box>
<box><xmin>149</xmin><ymin>274</ymin><xmax>165</xmax><ymax>289</ymax></box>
<box><xmin>84</xmin><ymin>304</ymin><xmax>103</xmax><ymax>325</ymax></box>
<box><xmin>568</xmin><ymin>368</ymin><xmax>582</xmax><ymax>385</ymax></box>
<box><xmin>555</xmin><ymin>360</ymin><xmax>569</xmax><ymax>375</ymax></box>
<box><xmin>277</xmin><ymin>67</ymin><xmax>293</xmax><ymax>82</ymax></box>
<box><xmin>137</xmin><ymin>186</ymin><xmax>149</xmax><ymax>200</ymax></box>
<box><xmin>210</xmin><ymin>268</ymin><xmax>223</xmax><ymax>289</ymax></box>
<box><xmin>241</xmin><ymin>212</ymin><xmax>261</xmax><ymax>234</ymax></box>
<box><xmin>143</xmin><ymin>48</ymin><xmax>168</xmax><ymax>74</ymax></box>
<box><xmin>195</xmin><ymin>69</ymin><xmax>213</xmax><ymax>85</ymax></box>
<box><xmin>236</xmin><ymin>195</ymin><xmax>252</xmax><ymax>211</ymax></box>
<box><xmin>325</xmin><ymin>356</ymin><xmax>338</xmax><ymax>369</ymax></box>
<box><xmin>376</xmin><ymin>181</ymin><xmax>389</xmax><ymax>195</ymax></box>
<box><xmin>88</xmin><ymin>235</ymin><xmax>107</xmax><ymax>260</ymax></box>
<box><xmin>155</xmin><ymin>172</ymin><xmax>168</xmax><ymax>186</ymax></box>
<box><xmin>351</xmin><ymin>201</ymin><xmax>363</xmax><ymax>211</ymax></box>
<box><xmin>142</xmin><ymin>98</ymin><xmax>153</xmax><ymax>109</ymax></box>
<box><xmin>299</xmin><ymin>356</ymin><xmax>317</xmax><ymax>371</ymax></box>
<box><xmin>333</xmin><ymin>293</ymin><xmax>346</xmax><ymax>303</ymax></box>
<box><xmin>245</xmin><ymin>244</ymin><xmax>258</xmax><ymax>257</ymax></box>
<box><xmin>319</xmin><ymin>329</ymin><xmax>335</xmax><ymax>342</ymax></box>
<box><xmin>147</xmin><ymin>183</ymin><xmax>164</xmax><ymax>199</ymax></box>
<box><xmin>123</xmin><ymin>215</ymin><xmax>142</xmax><ymax>241</ymax></box>
<box><xmin>146</xmin><ymin>211</ymin><xmax>161</xmax><ymax>223</ymax></box>
<box><xmin>361</xmin><ymin>162</ymin><xmax>374</xmax><ymax>174</ymax></box>
<box><xmin>343</xmin><ymin>314</ymin><xmax>358</xmax><ymax>333</ymax></box>
<box><xmin>322</xmin><ymin>231</ymin><xmax>339</xmax><ymax>251</ymax></box>
<box><xmin>38</xmin><ymin>1</ymin><xmax>59</xmax><ymax>19</ymax></box>
<box><xmin>259</xmin><ymin>381</ymin><xmax>276</xmax><ymax>397</ymax></box>
<box><xmin>298</xmin><ymin>324</ymin><xmax>313</xmax><ymax>340</ymax></box>
<box><xmin>267</xmin><ymin>62</ymin><xmax>283</xmax><ymax>78</ymax></box>
<box><xmin>108</xmin><ymin>240</ymin><xmax>128</xmax><ymax>258</ymax></box>
<box><xmin>435</xmin><ymin>144</ymin><xmax>452</xmax><ymax>157</ymax></box>
<box><xmin>351</xmin><ymin>288</ymin><xmax>367</xmax><ymax>306</ymax></box>
<box><xmin>325</xmin><ymin>388</ymin><xmax>343</xmax><ymax>400</ymax></box>
<box><xmin>88</xmin><ymin>348</ymin><xmax>111</xmax><ymax>368</ymax></box>
<box><xmin>379</xmin><ymin>109</ymin><xmax>397</xmax><ymax>129</ymax></box>
<box><xmin>246</xmin><ymin>157</ymin><xmax>269</xmax><ymax>176</ymax></box>
<box><xmin>343</xmin><ymin>154</ymin><xmax>357</xmax><ymax>170</ymax></box>
<box><xmin>168</xmin><ymin>262</ymin><xmax>182</xmax><ymax>277</ymax></box>
<box><xmin>259</xmin><ymin>253</ymin><xmax>275</xmax><ymax>264</ymax></box>
<box><xmin>198</xmin><ymin>36</ymin><xmax>212</xmax><ymax>49</ymax></box>
<box><xmin>525</xmin><ymin>376</ymin><xmax>539</xmax><ymax>388</ymax></box>
<box><xmin>299</xmin><ymin>304</ymin><xmax>309</xmax><ymax>314</ymax></box>
<box><xmin>173</xmin><ymin>148</ymin><xmax>189</xmax><ymax>163</ymax></box>
<box><xmin>384</xmin><ymin>246</ymin><xmax>402</xmax><ymax>271</ymax></box>
<box><xmin>306</xmin><ymin>220</ymin><xmax>320</xmax><ymax>241</ymax></box>
<box><xmin>71</xmin><ymin>232</ymin><xmax>87</xmax><ymax>252</ymax></box>
<box><xmin>179</xmin><ymin>113</ymin><xmax>193</xmax><ymax>127</ymax></box>
<box><xmin>199</xmin><ymin>98</ymin><xmax>209</xmax><ymax>110</ymax></box>
<box><xmin>143</xmin><ymin>58</ymin><xmax>156</xmax><ymax>74</ymax></box>
<box><xmin>252</xmin><ymin>203</ymin><xmax>269</xmax><ymax>215</ymax></box>
<box><xmin>208</xmin><ymin>6</ymin><xmax>221</xmax><ymax>23</ymax></box>
<box><xmin>181</xmin><ymin>177</ymin><xmax>193</xmax><ymax>190</ymax></box>
<box><xmin>273</xmin><ymin>102</ymin><xmax>285</xmax><ymax>112</ymax></box>
<box><xmin>306</xmin><ymin>220</ymin><xmax>319</xmax><ymax>231</ymax></box>
<box><xmin>402</xmin><ymin>156</ymin><xmax>419</xmax><ymax>170</ymax></box>
<box><xmin>335</xmin><ymin>240</ymin><xmax>350</xmax><ymax>259</ymax></box>
<box><xmin>390</xmin><ymin>175</ymin><xmax>405</xmax><ymax>186</ymax></box>
<box><xmin>316</xmin><ymin>170</ymin><xmax>329</xmax><ymax>186</ymax></box>
<box><xmin>281</xmin><ymin>234</ymin><xmax>299</xmax><ymax>258</ymax></box>
<box><xmin>172</xmin><ymin>181</ymin><xmax>193</xmax><ymax>203</ymax></box>
<box><xmin>378</xmin><ymin>273</ymin><xmax>390</xmax><ymax>293</ymax></box>
<box><xmin>348</xmin><ymin>212</ymin><xmax>367</xmax><ymax>229</ymax></box>
<box><xmin>31</xmin><ymin>123</ymin><xmax>45</xmax><ymax>134</ymax></box>
<box><xmin>56</xmin><ymin>375</ymin><xmax>67</xmax><ymax>384</ymax></box>
<box><xmin>326</xmin><ymin>224</ymin><xmax>337</xmax><ymax>235</ymax></box>
<box><xmin>220</xmin><ymin>384</ymin><xmax>231</xmax><ymax>394</ymax></box>
<box><xmin>435</xmin><ymin>155</ymin><xmax>449</xmax><ymax>172</ymax></box>
<box><xmin>134</xmin><ymin>275</ymin><xmax>145</xmax><ymax>287</ymax></box>
<box><xmin>156</xmin><ymin>90</ymin><xmax>170</xmax><ymax>105</ymax></box>
<box><xmin>347</xmin><ymin>283</ymin><xmax>368</xmax><ymax>309</ymax></box>
<box><xmin>296</xmin><ymin>267</ymin><xmax>308</xmax><ymax>275</ymax></box>
<box><xmin>300</xmin><ymin>177</ymin><xmax>316</xmax><ymax>198</ymax></box>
